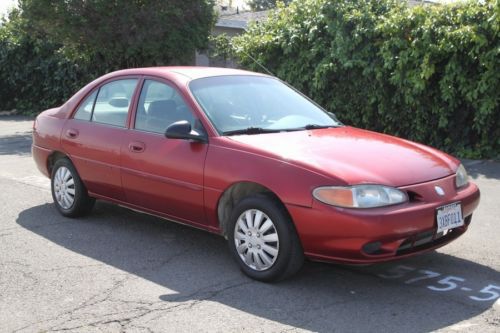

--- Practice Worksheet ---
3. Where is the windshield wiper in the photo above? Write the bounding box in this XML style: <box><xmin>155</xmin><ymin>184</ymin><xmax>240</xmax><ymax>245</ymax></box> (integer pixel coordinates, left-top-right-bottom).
<box><xmin>302</xmin><ymin>124</ymin><xmax>339</xmax><ymax>130</ymax></box>
<box><xmin>223</xmin><ymin>124</ymin><xmax>340</xmax><ymax>136</ymax></box>
<box><xmin>223</xmin><ymin>127</ymin><xmax>281</xmax><ymax>136</ymax></box>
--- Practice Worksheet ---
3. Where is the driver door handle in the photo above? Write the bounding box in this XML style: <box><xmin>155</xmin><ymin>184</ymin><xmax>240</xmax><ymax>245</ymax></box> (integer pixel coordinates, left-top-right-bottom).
<box><xmin>129</xmin><ymin>141</ymin><xmax>145</xmax><ymax>153</ymax></box>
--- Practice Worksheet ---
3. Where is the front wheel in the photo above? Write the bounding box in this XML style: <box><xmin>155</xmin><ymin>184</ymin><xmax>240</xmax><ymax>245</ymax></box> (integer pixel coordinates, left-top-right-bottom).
<box><xmin>51</xmin><ymin>158</ymin><xmax>95</xmax><ymax>217</ymax></box>
<box><xmin>228</xmin><ymin>194</ymin><xmax>304</xmax><ymax>282</ymax></box>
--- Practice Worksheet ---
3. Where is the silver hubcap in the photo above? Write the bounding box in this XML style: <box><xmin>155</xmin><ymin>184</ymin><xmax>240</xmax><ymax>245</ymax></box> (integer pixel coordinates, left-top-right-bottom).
<box><xmin>234</xmin><ymin>209</ymin><xmax>279</xmax><ymax>271</ymax></box>
<box><xmin>53</xmin><ymin>166</ymin><xmax>75</xmax><ymax>210</ymax></box>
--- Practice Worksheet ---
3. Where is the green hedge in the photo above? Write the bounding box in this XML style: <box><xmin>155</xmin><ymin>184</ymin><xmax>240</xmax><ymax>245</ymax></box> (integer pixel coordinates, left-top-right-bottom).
<box><xmin>1</xmin><ymin>1</ymin><xmax>216</xmax><ymax>115</ymax></box>
<box><xmin>0</xmin><ymin>11</ymin><xmax>93</xmax><ymax>114</ymax></box>
<box><xmin>232</xmin><ymin>0</ymin><xmax>500</xmax><ymax>158</ymax></box>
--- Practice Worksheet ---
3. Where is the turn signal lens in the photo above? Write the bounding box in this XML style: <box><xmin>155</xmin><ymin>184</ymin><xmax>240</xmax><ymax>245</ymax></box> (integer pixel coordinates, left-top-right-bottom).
<box><xmin>313</xmin><ymin>187</ymin><xmax>354</xmax><ymax>207</ymax></box>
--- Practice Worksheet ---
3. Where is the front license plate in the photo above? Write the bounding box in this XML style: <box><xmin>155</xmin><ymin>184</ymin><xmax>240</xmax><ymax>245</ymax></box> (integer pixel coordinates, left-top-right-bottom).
<box><xmin>436</xmin><ymin>202</ymin><xmax>464</xmax><ymax>233</ymax></box>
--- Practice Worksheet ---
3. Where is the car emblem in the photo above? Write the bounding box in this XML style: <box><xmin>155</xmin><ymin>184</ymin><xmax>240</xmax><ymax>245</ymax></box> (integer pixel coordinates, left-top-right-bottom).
<box><xmin>435</xmin><ymin>186</ymin><xmax>445</xmax><ymax>196</ymax></box>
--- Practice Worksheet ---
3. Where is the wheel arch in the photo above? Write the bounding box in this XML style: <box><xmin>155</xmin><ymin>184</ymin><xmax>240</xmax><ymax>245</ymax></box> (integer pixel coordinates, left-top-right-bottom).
<box><xmin>47</xmin><ymin>151</ymin><xmax>71</xmax><ymax>178</ymax></box>
<box><xmin>217</xmin><ymin>181</ymin><xmax>291</xmax><ymax>238</ymax></box>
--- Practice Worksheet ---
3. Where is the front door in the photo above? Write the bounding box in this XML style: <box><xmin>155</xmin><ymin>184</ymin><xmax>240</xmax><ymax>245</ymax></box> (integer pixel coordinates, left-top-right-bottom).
<box><xmin>120</xmin><ymin>79</ymin><xmax>208</xmax><ymax>226</ymax></box>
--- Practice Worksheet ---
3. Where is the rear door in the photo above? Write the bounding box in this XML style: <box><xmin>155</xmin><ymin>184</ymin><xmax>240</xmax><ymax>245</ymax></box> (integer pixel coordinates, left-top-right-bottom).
<box><xmin>61</xmin><ymin>78</ymin><xmax>139</xmax><ymax>200</ymax></box>
<box><xmin>120</xmin><ymin>78</ymin><xmax>208</xmax><ymax>226</ymax></box>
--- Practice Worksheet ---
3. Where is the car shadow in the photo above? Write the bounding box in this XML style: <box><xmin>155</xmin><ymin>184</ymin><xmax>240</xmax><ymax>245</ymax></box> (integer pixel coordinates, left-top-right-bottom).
<box><xmin>17</xmin><ymin>202</ymin><xmax>499</xmax><ymax>332</ymax></box>
<box><xmin>0</xmin><ymin>133</ymin><xmax>33</xmax><ymax>155</ymax></box>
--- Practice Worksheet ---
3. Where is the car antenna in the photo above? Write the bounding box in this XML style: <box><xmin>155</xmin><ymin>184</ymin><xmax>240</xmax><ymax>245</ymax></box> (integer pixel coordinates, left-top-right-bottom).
<box><xmin>232</xmin><ymin>43</ymin><xmax>277</xmax><ymax>78</ymax></box>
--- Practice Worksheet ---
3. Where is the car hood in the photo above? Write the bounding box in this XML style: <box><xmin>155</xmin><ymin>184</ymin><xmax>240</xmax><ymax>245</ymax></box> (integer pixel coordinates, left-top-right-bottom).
<box><xmin>225</xmin><ymin>127</ymin><xmax>458</xmax><ymax>187</ymax></box>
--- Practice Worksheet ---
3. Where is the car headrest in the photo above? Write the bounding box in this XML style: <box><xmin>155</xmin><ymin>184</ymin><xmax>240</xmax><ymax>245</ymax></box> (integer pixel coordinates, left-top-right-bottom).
<box><xmin>148</xmin><ymin>100</ymin><xmax>177</xmax><ymax>118</ymax></box>
<box><xmin>109</xmin><ymin>97</ymin><xmax>129</xmax><ymax>108</ymax></box>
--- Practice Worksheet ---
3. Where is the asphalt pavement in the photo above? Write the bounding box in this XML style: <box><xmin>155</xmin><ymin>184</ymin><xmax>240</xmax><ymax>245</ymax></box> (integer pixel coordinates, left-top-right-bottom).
<box><xmin>0</xmin><ymin>116</ymin><xmax>499</xmax><ymax>332</ymax></box>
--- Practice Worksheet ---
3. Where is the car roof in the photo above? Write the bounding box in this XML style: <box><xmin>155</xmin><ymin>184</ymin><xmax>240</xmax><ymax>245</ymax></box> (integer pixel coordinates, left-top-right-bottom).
<box><xmin>110</xmin><ymin>66</ymin><xmax>269</xmax><ymax>81</ymax></box>
<box><xmin>56</xmin><ymin>66</ymin><xmax>272</xmax><ymax>122</ymax></box>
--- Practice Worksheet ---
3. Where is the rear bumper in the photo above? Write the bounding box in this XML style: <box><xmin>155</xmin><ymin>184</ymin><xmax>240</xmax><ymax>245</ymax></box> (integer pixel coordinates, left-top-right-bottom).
<box><xmin>287</xmin><ymin>175</ymin><xmax>480</xmax><ymax>264</ymax></box>
<box><xmin>32</xmin><ymin>144</ymin><xmax>52</xmax><ymax>178</ymax></box>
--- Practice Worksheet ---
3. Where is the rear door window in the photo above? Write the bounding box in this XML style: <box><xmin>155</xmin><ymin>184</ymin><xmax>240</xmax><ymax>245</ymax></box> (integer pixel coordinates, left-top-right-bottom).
<box><xmin>92</xmin><ymin>79</ymin><xmax>138</xmax><ymax>127</ymax></box>
<box><xmin>73</xmin><ymin>91</ymin><xmax>97</xmax><ymax>121</ymax></box>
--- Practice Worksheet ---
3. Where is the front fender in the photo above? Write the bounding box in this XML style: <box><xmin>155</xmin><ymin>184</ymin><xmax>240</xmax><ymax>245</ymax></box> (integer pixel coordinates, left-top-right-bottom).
<box><xmin>203</xmin><ymin>140</ymin><xmax>344</xmax><ymax>230</ymax></box>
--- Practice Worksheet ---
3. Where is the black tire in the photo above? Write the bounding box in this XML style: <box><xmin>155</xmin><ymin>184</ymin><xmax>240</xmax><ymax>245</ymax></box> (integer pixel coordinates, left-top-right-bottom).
<box><xmin>51</xmin><ymin>158</ymin><xmax>95</xmax><ymax>217</ymax></box>
<box><xmin>228</xmin><ymin>193</ymin><xmax>304</xmax><ymax>282</ymax></box>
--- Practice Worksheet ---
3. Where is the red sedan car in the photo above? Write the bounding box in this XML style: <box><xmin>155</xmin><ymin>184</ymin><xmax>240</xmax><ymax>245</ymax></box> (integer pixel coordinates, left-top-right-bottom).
<box><xmin>32</xmin><ymin>67</ymin><xmax>480</xmax><ymax>281</ymax></box>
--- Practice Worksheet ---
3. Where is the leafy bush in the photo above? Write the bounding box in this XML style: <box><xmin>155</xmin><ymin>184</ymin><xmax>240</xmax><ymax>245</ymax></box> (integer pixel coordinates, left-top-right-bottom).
<box><xmin>231</xmin><ymin>0</ymin><xmax>500</xmax><ymax>158</ymax></box>
<box><xmin>248</xmin><ymin>0</ymin><xmax>292</xmax><ymax>11</ymax></box>
<box><xmin>20</xmin><ymin>0</ymin><xmax>216</xmax><ymax>70</ymax></box>
<box><xmin>0</xmin><ymin>10</ymin><xmax>93</xmax><ymax>113</ymax></box>
<box><xmin>1</xmin><ymin>1</ymin><xmax>216</xmax><ymax>114</ymax></box>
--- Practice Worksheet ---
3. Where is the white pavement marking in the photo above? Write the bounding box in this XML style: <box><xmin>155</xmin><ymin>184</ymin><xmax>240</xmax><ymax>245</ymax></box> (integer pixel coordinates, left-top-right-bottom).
<box><xmin>0</xmin><ymin>171</ymin><xmax>50</xmax><ymax>191</ymax></box>
<box><xmin>14</xmin><ymin>175</ymin><xmax>50</xmax><ymax>191</ymax></box>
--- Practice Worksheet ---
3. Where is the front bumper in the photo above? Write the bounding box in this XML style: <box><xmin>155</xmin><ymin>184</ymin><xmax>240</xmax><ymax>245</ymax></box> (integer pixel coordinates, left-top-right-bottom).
<box><xmin>287</xmin><ymin>175</ymin><xmax>480</xmax><ymax>264</ymax></box>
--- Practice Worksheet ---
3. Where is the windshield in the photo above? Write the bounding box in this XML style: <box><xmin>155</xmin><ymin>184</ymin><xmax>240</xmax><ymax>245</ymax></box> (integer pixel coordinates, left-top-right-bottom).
<box><xmin>189</xmin><ymin>75</ymin><xmax>341</xmax><ymax>135</ymax></box>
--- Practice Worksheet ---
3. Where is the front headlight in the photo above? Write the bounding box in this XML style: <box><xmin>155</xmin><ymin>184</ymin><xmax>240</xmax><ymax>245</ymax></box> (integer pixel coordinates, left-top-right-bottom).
<box><xmin>455</xmin><ymin>164</ymin><xmax>469</xmax><ymax>188</ymax></box>
<box><xmin>313</xmin><ymin>185</ymin><xmax>408</xmax><ymax>208</ymax></box>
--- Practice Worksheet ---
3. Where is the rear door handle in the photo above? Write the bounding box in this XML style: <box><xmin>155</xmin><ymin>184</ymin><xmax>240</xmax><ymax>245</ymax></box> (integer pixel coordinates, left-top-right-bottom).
<box><xmin>129</xmin><ymin>141</ymin><xmax>145</xmax><ymax>153</ymax></box>
<box><xmin>66</xmin><ymin>129</ymin><xmax>79</xmax><ymax>139</ymax></box>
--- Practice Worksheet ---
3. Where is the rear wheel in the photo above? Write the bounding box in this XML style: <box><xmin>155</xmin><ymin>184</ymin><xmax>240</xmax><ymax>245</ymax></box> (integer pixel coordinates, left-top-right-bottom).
<box><xmin>228</xmin><ymin>194</ymin><xmax>304</xmax><ymax>282</ymax></box>
<box><xmin>51</xmin><ymin>158</ymin><xmax>95</xmax><ymax>217</ymax></box>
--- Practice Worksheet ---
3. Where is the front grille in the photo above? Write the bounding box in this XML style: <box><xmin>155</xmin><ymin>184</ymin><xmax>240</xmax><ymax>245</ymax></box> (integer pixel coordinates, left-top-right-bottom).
<box><xmin>396</xmin><ymin>215</ymin><xmax>472</xmax><ymax>256</ymax></box>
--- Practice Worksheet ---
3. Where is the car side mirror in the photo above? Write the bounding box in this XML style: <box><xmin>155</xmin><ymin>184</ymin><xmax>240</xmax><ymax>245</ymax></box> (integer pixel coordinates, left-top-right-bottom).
<box><xmin>165</xmin><ymin>120</ymin><xmax>207</xmax><ymax>143</ymax></box>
